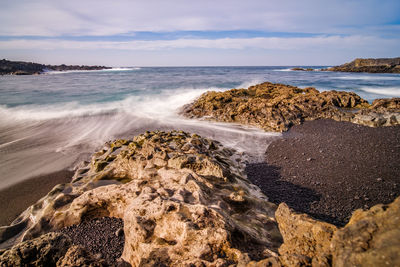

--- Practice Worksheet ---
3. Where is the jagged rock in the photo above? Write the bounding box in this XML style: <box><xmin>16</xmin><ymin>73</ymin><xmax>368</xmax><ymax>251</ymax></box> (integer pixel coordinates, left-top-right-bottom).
<box><xmin>324</xmin><ymin>57</ymin><xmax>400</xmax><ymax>73</ymax></box>
<box><xmin>331</xmin><ymin>197</ymin><xmax>400</xmax><ymax>267</ymax></box>
<box><xmin>181</xmin><ymin>82</ymin><xmax>400</xmax><ymax>132</ymax></box>
<box><xmin>0</xmin><ymin>232</ymin><xmax>103</xmax><ymax>266</ymax></box>
<box><xmin>291</xmin><ymin>67</ymin><xmax>314</xmax><ymax>71</ymax></box>
<box><xmin>0</xmin><ymin>131</ymin><xmax>281</xmax><ymax>266</ymax></box>
<box><xmin>275</xmin><ymin>197</ymin><xmax>400</xmax><ymax>267</ymax></box>
<box><xmin>275</xmin><ymin>203</ymin><xmax>337</xmax><ymax>266</ymax></box>
<box><xmin>371</xmin><ymin>98</ymin><xmax>400</xmax><ymax>111</ymax></box>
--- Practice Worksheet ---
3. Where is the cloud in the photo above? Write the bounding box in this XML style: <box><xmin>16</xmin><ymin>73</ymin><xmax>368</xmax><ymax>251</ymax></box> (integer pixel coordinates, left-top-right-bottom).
<box><xmin>0</xmin><ymin>0</ymin><xmax>399</xmax><ymax>36</ymax></box>
<box><xmin>0</xmin><ymin>35</ymin><xmax>397</xmax><ymax>51</ymax></box>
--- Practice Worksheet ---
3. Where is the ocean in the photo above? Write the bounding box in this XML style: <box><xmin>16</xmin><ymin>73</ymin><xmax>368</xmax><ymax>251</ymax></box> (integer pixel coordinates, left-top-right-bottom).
<box><xmin>1</xmin><ymin>66</ymin><xmax>400</xmax><ymax>189</ymax></box>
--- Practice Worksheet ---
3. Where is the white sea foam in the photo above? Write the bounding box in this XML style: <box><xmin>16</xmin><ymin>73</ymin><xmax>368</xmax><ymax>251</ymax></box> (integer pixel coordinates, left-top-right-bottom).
<box><xmin>0</xmin><ymin>86</ymin><xmax>221</xmax><ymax>122</ymax></box>
<box><xmin>360</xmin><ymin>87</ymin><xmax>400</xmax><ymax>96</ymax></box>
<box><xmin>273</xmin><ymin>68</ymin><xmax>293</xmax><ymax>72</ymax></box>
<box><xmin>44</xmin><ymin>67</ymin><xmax>139</xmax><ymax>74</ymax></box>
<box><xmin>336</xmin><ymin>75</ymin><xmax>400</xmax><ymax>81</ymax></box>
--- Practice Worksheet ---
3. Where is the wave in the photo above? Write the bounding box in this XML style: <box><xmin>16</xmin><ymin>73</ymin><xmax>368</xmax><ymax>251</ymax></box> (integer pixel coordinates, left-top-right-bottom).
<box><xmin>0</xmin><ymin>87</ymin><xmax>215</xmax><ymax>122</ymax></box>
<box><xmin>272</xmin><ymin>68</ymin><xmax>293</xmax><ymax>72</ymax></box>
<box><xmin>360</xmin><ymin>87</ymin><xmax>400</xmax><ymax>97</ymax></box>
<box><xmin>44</xmin><ymin>67</ymin><xmax>140</xmax><ymax>74</ymax></box>
<box><xmin>336</xmin><ymin>75</ymin><xmax>400</xmax><ymax>81</ymax></box>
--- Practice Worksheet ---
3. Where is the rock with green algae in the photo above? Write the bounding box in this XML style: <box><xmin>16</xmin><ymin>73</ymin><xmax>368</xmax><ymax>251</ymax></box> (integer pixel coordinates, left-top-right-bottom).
<box><xmin>181</xmin><ymin>82</ymin><xmax>400</xmax><ymax>132</ymax></box>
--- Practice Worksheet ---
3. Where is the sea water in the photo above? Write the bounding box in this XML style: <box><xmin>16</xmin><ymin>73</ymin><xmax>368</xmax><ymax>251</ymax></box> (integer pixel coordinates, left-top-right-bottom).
<box><xmin>1</xmin><ymin>66</ymin><xmax>399</xmax><ymax>189</ymax></box>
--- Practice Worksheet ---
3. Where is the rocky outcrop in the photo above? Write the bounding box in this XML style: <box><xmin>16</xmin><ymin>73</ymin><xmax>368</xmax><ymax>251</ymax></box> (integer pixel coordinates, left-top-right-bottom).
<box><xmin>0</xmin><ymin>59</ymin><xmax>111</xmax><ymax>75</ymax></box>
<box><xmin>291</xmin><ymin>67</ymin><xmax>314</xmax><ymax>71</ymax></box>
<box><xmin>0</xmin><ymin>131</ymin><xmax>281</xmax><ymax>265</ymax></box>
<box><xmin>325</xmin><ymin>57</ymin><xmax>400</xmax><ymax>73</ymax></box>
<box><xmin>181</xmin><ymin>82</ymin><xmax>400</xmax><ymax>132</ymax></box>
<box><xmin>0</xmin><ymin>131</ymin><xmax>399</xmax><ymax>266</ymax></box>
<box><xmin>275</xmin><ymin>197</ymin><xmax>400</xmax><ymax>267</ymax></box>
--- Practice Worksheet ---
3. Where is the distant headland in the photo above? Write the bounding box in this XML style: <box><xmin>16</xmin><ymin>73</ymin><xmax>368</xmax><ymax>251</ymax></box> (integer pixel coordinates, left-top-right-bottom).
<box><xmin>324</xmin><ymin>57</ymin><xmax>400</xmax><ymax>73</ymax></box>
<box><xmin>289</xmin><ymin>57</ymin><xmax>400</xmax><ymax>73</ymax></box>
<box><xmin>0</xmin><ymin>59</ymin><xmax>111</xmax><ymax>75</ymax></box>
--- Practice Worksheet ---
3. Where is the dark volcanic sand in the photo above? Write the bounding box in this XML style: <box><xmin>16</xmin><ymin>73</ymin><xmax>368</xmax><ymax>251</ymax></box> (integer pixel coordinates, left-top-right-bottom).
<box><xmin>246</xmin><ymin>119</ymin><xmax>400</xmax><ymax>226</ymax></box>
<box><xmin>60</xmin><ymin>217</ymin><xmax>125</xmax><ymax>266</ymax></box>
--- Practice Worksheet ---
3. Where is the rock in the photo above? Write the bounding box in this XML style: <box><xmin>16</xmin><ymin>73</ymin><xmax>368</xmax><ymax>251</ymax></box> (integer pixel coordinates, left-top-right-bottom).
<box><xmin>0</xmin><ymin>131</ymin><xmax>281</xmax><ymax>266</ymax></box>
<box><xmin>275</xmin><ymin>203</ymin><xmax>337</xmax><ymax>266</ymax></box>
<box><xmin>0</xmin><ymin>232</ymin><xmax>103</xmax><ymax>266</ymax></box>
<box><xmin>181</xmin><ymin>82</ymin><xmax>400</xmax><ymax>132</ymax></box>
<box><xmin>275</xmin><ymin>197</ymin><xmax>400</xmax><ymax>267</ymax></box>
<box><xmin>325</xmin><ymin>57</ymin><xmax>400</xmax><ymax>73</ymax></box>
<box><xmin>291</xmin><ymin>67</ymin><xmax>314</xmax><ymax>71</ymax></box>
<box><xmin>331</xmin><ymin>197</ymin><xmax>400</xmax><ymax>266</ymax></box>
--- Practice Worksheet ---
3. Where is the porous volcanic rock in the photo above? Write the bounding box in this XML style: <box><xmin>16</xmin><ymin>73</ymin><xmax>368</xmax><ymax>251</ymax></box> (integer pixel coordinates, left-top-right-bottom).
<box><xmin>325</xmin><ymin>57</ymin><xmax>400</xmax><ymax>73</ymax></box>
<box><xmin>275</xmin><ymin>197</ymin><xmax>400</xmax><ymax>267</ymax></box>
<box><xmin>181</xmin><ymin>82</ymin><xmax>400</xmax><ymax>132</ymax></box>
<box><xmin>0</xmin><ymin>131</ymin><xmax>281</xmax><ymax>266</ymax></box>
<box><xmin>0</xmin><ymin>232</ymin><xmax>103</xmax><ymax>266</ymax></box>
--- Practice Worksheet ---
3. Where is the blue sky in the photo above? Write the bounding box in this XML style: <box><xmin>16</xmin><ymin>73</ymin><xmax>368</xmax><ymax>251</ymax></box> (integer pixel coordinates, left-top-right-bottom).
<box><xmin>0</xmin><ymin>0</ymin><xmax>399</xmax><ymax>66</ymax></box>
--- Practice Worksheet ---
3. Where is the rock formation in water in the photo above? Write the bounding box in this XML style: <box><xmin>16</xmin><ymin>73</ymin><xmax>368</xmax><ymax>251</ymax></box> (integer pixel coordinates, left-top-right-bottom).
<box><xmin>0</xmin><ymin>131</ymin><xmax>399</xmax><ymax>266</ymax></box>
<box><xmin>324</xmin><ymin>57</ymin><xmax>400</xmax><ymax>73</ymax></box>
<box><xmin>290</xmin><ymin>67</ymin><xmax>314</xmax><ymax>71</ymax></box>
<box><xmin>0</xmin><ymin>59</ymin><xmax>111</xmax><ymax>75</ymax></box>
<box><xmin>181</xmin><ymin>82</ymin><xmax>400</xmax><ymax>132</ymax></box>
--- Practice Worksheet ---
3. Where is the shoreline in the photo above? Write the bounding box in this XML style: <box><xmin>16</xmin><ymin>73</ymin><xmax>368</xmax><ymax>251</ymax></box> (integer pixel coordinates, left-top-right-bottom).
<box><xmin>0</xmin><ymin>170</ymin><xmax>74</xmax><ymax>226</ymax></box>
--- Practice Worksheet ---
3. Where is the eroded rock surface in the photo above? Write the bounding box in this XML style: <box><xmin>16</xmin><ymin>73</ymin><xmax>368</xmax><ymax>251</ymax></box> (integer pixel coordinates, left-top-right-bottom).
<box><xmin>0</xmin><ymin>131</ymin><xmax>281</xmax><ymax>266</ymax></box>
<box><xmin>181</xmin><ymin>82</ymin><xmax>400</xmax><ymax>132</ymax></box>
<box><xmin>275</xmin><ymin>198</ymin><xmax>400</xmax><ymax>267</ymax></box>
<box><xmin>0</xmin><ymin>232</ymin><xmax>103</xmax><ymax>266</ymax></box>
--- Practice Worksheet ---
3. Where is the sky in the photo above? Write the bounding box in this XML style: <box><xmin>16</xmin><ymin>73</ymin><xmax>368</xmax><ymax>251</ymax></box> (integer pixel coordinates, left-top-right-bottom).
<box><xmin>0</xmin><ymin>0</ymin><xmax>399</xmax><ymax>66</ymax></box>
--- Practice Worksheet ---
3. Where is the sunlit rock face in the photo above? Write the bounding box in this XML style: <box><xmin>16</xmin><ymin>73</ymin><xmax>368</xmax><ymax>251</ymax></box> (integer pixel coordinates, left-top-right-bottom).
<box><xmin>0</xmin><ymin>131</ymin><xmax>281</xmax><ymax>266</ymax></box>
<box><xmin>181</xmin><ymin>82</ymin><xmax>400</xmax><ymax>132</ymax></box>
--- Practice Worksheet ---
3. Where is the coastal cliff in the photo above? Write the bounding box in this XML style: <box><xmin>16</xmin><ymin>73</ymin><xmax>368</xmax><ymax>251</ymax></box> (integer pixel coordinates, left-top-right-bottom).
<box><xmin>0</xmin><ymin>59</ymin><xmax>111</xmax><ymax>75</ymax></box>
<box><xmin>325</xmin><ymin>57</ymin><xmax>400</xmax><ymax>73</ymax></box>
<box><xmin>181</xmin><ymin>82</ymin><xmax>400</xmax><ymax>132</ymax></box>
<box><xmin>0</xmin><ymin>130</ymin><xmax>399</xmax><ymax>266</ymax></box>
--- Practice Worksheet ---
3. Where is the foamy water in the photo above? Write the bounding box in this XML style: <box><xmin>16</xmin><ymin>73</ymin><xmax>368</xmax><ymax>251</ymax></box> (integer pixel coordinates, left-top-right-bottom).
<box><xmin>0</xmin><ymin>66</ymin><xmax>399</xmax><ymax>189</ymax></box>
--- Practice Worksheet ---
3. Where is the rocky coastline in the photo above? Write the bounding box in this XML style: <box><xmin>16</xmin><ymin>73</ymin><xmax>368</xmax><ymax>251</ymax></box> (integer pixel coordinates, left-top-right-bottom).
<box><xmin>0</xmin><ymin>82</ymin><xmax>399</xmax><ymax>266</ymax></box>
<box><xmin>0</xmin><ymin>59</ymin><xmax>111</xmax><ymax>75</ymax></box>
<box><xmin>323</xmin><ymin>57</ymin><xmax>400</xmax><ymax>73</ymax></box>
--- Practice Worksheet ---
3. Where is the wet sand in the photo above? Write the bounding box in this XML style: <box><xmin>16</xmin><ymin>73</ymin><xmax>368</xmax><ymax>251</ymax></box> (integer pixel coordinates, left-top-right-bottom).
<box><xmin>0</xmin><ymin>170</ymin><xmax>74</xmax><ymax>226</ymax></box>
<box><xmin>247</xmin><ymin>119</ymin><xmax>400</xmax><ymax>226</ymax></box>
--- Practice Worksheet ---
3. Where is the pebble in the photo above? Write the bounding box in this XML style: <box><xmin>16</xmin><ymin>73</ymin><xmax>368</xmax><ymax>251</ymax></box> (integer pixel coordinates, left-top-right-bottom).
<box><xmin>376</xmin><ymin>178</ymin><xmax>383</xmax><ymax>182</ymax></box>
<box><xmin>115</xmin><ymin>228</ymin><xmax>124</xmax><ymax>237</ymax></box>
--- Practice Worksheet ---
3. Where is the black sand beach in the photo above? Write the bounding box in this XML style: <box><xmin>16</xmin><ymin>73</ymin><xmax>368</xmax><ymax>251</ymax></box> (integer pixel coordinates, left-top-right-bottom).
<box><xmin>247</xmin><ymin>119</ymin><xmax>400</xmax><ymax>226</ymax></box>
